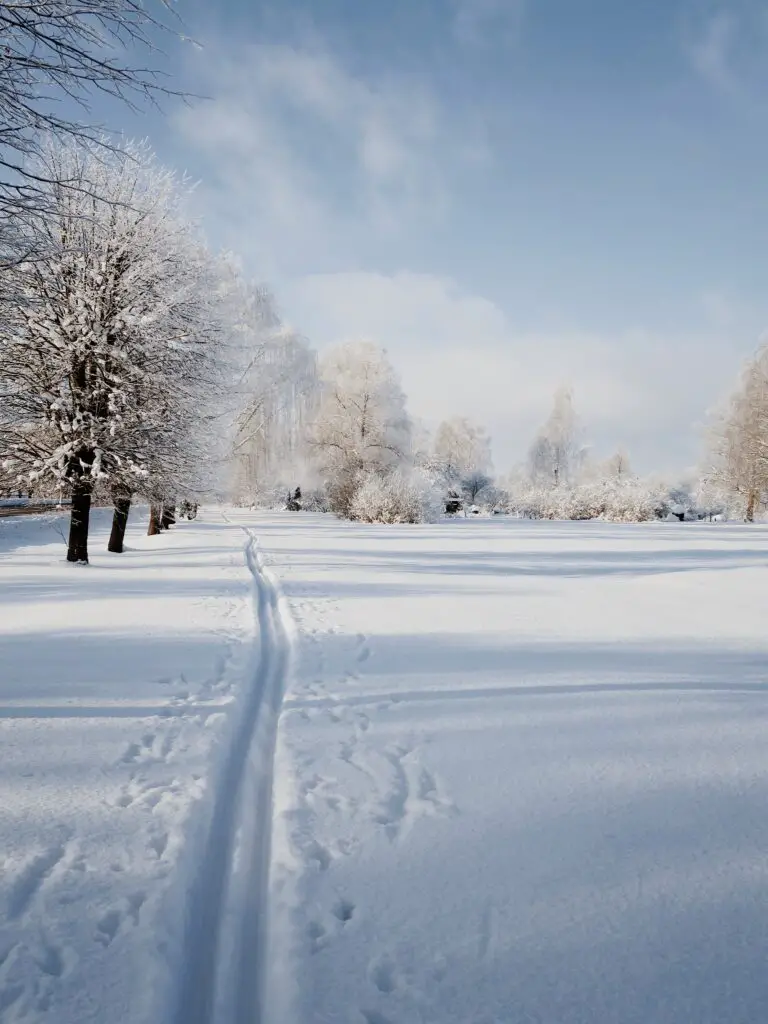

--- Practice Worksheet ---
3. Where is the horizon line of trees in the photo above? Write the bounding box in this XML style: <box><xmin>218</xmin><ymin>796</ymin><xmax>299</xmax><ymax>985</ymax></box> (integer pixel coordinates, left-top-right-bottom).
<box><xmin>1</xmin><ymin>3</ymin><xmax>765</xmax><ymax>542</ymax></box>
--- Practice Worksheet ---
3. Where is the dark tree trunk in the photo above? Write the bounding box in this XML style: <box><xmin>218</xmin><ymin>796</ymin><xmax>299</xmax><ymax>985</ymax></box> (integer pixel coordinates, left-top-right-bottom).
<box><xmin>161</xmin><ymin>503</ymin><xmax>176</xmax><ymax>530</ymax></box>
<box><xmin>108</xmin><ymin>496</ymin><xmax>131</xmax><ymax>553</ymax></box>
<box><xmin>67</xmin><ymin>487</ymin><xmax>92</xmax><ymax>564</ymax></box>
<box><xmin>746</xmin><ymin>489</ymin><xmax>758</xmax><ymax>523</ymax></box>
<box><xmin>148</xmin><ymin>504</ymin><xmax>163</xmax><ymax>536</ymax></box>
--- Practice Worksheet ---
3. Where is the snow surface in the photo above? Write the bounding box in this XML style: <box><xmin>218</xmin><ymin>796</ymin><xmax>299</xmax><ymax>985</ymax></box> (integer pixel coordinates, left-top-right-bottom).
<box><xmin>261</xmin><ymin>515</ymin><xmax>768</xmax><ymax>1024</ymax></box>
<box><xmin>0</xmin><ymin>507</ymin><xmax>290</xmax><ymax>1024</ymax></box>
<box><xmin>3</xmin><ymin>510</ymin><xmax>768</xmax><ymax>1024</ymax></box>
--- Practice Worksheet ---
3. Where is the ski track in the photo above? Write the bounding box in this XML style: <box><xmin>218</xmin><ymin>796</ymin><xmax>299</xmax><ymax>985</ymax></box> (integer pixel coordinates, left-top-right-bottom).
<box><xmin>171</xmin><ymin>527</ymin><xmax>293</xmax><ymax>1024</ymax></box>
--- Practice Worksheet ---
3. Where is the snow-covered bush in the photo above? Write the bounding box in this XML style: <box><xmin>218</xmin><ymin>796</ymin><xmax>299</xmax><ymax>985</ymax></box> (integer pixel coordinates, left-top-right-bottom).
<box><xmin>504</xmin><ymin>479</ymin><xmax>667</xmax><ymax>522</ymax></box>
<box><xmin>233</xmin><ymin>482</ymin><xmax>291</xmax><ymax>510</ymax></box>
<box><xmin>474</xmin><ymin>483</ymin><xmax>506</xmax><ymax>514</ymax></box>
<box><xmin>349</xmin><ymin>470</ymin><xmax>442</xmax><ymax>524</ymax></box>
<box><xmin>300</xmin><ymin>488</ymin><xmax>330</xmax><ymax>513</ymax></box>
<box><xmin>327</xmin><ymin>471</ymin><xmax>363</xmax><ymax>518</ymax></box>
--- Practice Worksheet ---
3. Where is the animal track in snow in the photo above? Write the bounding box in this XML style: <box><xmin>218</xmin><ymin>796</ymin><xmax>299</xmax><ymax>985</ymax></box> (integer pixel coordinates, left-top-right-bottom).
<box><xmin>32</xmin><ymin>938</ymin><xmax>76</xmax><ymax>979</ymax></box>
<box><xmin>0</xmin><ymin>983</ymin><xmax>24</xmax><ymax>1016</ymax></box>
<box><xmin>305</xmin><ymin>839</ymin><xmax>332</xmax><ymax>872</ymax></box>
<box><xmin>332</xmin><ymin>898</ymin><xmax>355</xmax><ymax>924</ymax></box>
<box><xmin>373</xmin><ymin>746</ymin><xmax>456</xmax><ymax>840</ymax></box>
<box><xmin>148</xmin><ymin>830</ymin><xmax>169</xmax><ymax>859</ymax></box>
<box><xmin>369</xmin><ymin>954</ymin><xmax>397</xmax><ymax>993</ymax></box>
<box><xmin>95</xmin><ymin>892</ymin><xmax>145</xmax><ymax>947</ymax></box>
<box><xmin>112</xmin><ymin>775</ymin><xmax>182</xmax><ymax>811</ymax></box>
<box><xmin>120</xmin><ymin>728</ymin><xmax>176</xmax><ymax>766</ymax></box>
<box><xmin>307</xmin><ymin>920</ymin><xmax>327</xmax><ymax>954</ymax></box>
<box><xmin>6</xmin><ymin>843</ymin><xmax>68</xmax><ymax>920</ymax></box>
<box><xmin>361</xmin><ymin>1011</ymin><xmax>393</xmax><ymax>1024</ymax></box>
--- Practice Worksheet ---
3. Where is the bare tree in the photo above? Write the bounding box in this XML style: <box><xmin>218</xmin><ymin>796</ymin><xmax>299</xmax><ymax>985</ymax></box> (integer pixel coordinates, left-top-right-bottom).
<box><xmin>604</xmin><ymin>448</ymin><xmax>631</xmax><ymax>481</ymax></box>
<box><xmin>0</xmin><ymin>0</ymin><xmax>183</xmax><ymax>221</ymax></box>
<box><xmin>0</xmin><ymin>140</ymin><xmax>223</xmax><ymax>562</ymax></box>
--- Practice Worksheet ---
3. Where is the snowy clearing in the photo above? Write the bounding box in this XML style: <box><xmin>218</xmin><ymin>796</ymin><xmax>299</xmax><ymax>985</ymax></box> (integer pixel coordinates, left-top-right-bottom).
<box><xmin>2</xmin><ymin>511</ymin><xmax>768</xmax><ymax>1024</ymax></box>
<box><xmin>261</xmin><ymin>514</ymin><xmax>768</xmax><ymax>1024</ymax></box>
<box><xmin>0</xmin><ymin>508</ymin><xmax>290</xmax><ymax>1024</ymax></box>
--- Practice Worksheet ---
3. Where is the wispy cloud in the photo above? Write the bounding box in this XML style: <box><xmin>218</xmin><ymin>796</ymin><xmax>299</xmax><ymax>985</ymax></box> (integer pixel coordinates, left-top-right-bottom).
<box><xmin>452</xmin><ymin>0</ymin><xmax>526</xmax><ymax>45</ymax></box>
<box><xmin>173</xmin><ymin>41</ymin><xmax>475</xmax><ymax>274</ymax></box>
<box><xmin>685</xmin><ymin>11</ymin><xmax>740</xmax><ymax>95</ymax></box>
<box><xmin>284</xmin><ymin>271</ymin><xmax>742</xmax><ymax>472</ymax></box>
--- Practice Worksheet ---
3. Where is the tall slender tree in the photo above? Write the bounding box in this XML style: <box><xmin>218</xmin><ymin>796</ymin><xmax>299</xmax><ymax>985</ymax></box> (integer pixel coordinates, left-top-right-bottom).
<box><xmin>528</xmin><ymin>386</ymin><xmax>583</xmax><ymax>488</ymax></box>
<box><xmin>229</xmin><ymin>282</ymin><xmax>318</xmax><ymax>503</ymax></box>
<box><xmin>709</xmin><ymin>346</ymin><xmax>768</xmax><ymax>522</ymax></box>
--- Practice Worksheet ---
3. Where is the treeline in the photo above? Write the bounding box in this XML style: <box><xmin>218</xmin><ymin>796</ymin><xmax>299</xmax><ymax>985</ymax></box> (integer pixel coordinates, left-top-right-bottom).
<box><xmin>0</xmin><ymin>2</ymin><xmax>311</xmax><ymax>560</ymax></box>
<box><xmin>233</xmin><ymin>341</ymin><xmax>758</xmax><ymax>526</ymax></box>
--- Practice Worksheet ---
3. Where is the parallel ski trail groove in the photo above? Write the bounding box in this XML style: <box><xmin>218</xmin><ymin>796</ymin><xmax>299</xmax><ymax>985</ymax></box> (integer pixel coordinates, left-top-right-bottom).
<box><xmin>172</xmin><ymin>525</ymin><xmax>292</xmax><ymax>1024</ymax></box>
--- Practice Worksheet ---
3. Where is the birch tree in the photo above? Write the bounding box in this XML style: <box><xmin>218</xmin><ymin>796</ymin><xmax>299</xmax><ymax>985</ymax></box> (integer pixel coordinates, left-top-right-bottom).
<box><xmin>0</xmin><ymin>140</ymin><xmax>224</xmax><ymax>561</ymax></box>
<box><xmin>308</xmin><ymin>341</ymin><xmax>411</xmax><ymax>514</ymax></box>
<box><xmin>229</xmin><ymin>282</ymin><xmax>318</xmax><ymax>504</ymax></box>
<box><xmin>528</xmin><ymin>386</ymin><xmax>583</xmax><ymax>487</ymax></box>
<box><xmin>709</xmin><ymin>346</ymin><xmax>768</xmax><ymax>521</ymax></box>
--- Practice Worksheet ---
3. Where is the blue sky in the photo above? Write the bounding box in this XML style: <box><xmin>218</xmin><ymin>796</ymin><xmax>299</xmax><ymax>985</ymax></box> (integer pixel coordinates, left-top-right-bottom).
<box><xmin>113</xmin><ymin>0</ymin><xmax>768</xmax><ymax>474</ymax></box>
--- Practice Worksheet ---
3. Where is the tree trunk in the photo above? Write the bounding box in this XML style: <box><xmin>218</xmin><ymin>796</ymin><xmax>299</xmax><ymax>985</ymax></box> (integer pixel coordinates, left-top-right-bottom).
<box><xmin>746</xmin><ymin>489</ymin><xmax>758</xmax><ymax>523</ymax></box>
<box><xmin>160</xmin><ymin>503</ymin><xmax>176</xmax><ymax>530</ymax></box>
<box><xmin>148</xmin><ymin>504</ymin><xmax>163</xmax><ymax>536</ymax></box>
<box><xmin>108</xmin><ymin>496</ymin><xmax>131</xmax><ymax>553</ymax></box>
<box><xmin>67</xmin><ymin>487</ymin><xmax>92</xmax><ymax>564</ymax></box>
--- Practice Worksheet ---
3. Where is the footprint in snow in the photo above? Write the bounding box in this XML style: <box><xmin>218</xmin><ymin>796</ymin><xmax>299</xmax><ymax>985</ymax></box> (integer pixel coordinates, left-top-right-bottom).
<box><xmin>332</xmin><ymin>898</ymin><xmax>355</xmax><ymax>924</ymax></box>
<box><xmin>6</xmin><ymin>842</ymin><xmax>68</xmax><ymax>920</ymax></box>
<box><xmin>369</xmin><ymin>955</ymin><xmax>397</xmax><ymax>994</ymax></box>
<box><xmin>361</xmin><ymin>1012</ymin><xmax>393</xmax><ymax>1024</ymax></box>
<box><xmin>95</xmin><ymin>892</ymin><xmax>145</xmax><ymax>947</ymax></box>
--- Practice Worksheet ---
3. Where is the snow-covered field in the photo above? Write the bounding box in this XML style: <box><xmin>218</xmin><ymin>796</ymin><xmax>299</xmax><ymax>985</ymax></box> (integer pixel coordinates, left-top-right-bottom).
<box><xmin>0</xmin><ymin>507</ymin><xmax>289</xmax><ymax>1024</ymax></box>
<box><xmin>262</xmin><ymin>515</ymin><xmax>768</xmax><ymax>1024</ymax></box>
<box><xmin>2</xmin><ymin>510</ymin><xmax>768</xmax><ymax>1024</ymax></box>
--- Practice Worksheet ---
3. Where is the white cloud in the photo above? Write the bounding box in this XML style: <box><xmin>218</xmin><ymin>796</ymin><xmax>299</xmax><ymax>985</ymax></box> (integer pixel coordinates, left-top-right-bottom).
<box><xmin>283</xmin><ymin>271</ymin><xmax>748</xmax><ymax>474</ymax></box>
<box><xmin>173</xmin><ymin>43</ymin><xmax>468</xmax><ymax>272</ymax></box>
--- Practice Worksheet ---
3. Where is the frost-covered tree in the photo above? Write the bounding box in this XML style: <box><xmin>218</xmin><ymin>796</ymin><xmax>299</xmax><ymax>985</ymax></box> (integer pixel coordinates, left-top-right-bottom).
<box><xmin>308</xmin><ymin>341</ymin><xmax>411</xmax><ymax>515</ymax></box>
<box><xmin>0</xmin><ymin>0</ymin><xmax>182</xmax><ymax>224</ymax></box>
<box><xmin>708</xmin><ymin>346</ymin><xmax>768</xmax><ymax>521</ymax></box>
<box><xmin>528</xmin><ymin>387</ymin><xmax>582</xmax><ymax>487</ymax></box>
<box><xmin>0</xmin><ymin>140</ymin><xmax>224</xmax><ymax>562</ymax></box>
<box><xmin>432</xmin><ymin>417</ymin><xmax>492</xmax><ymax>481</ymax></box>
<box><xmin>604</xmin><ymin>448</ymin><xmax>631</xmax><ymax>480</ymax></box>
<box><xmin>229</xmin><ymin>283</ymin><xmax>318</xmax><ymax>505</ymax></box>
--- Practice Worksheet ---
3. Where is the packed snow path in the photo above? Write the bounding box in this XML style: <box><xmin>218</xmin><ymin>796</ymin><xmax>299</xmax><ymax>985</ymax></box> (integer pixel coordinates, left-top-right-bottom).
<box><xmin>259</xmin><ymin>515</ymin><xmax>768</xmax><ymax>1024</ymax></box>
<box><xmin>0</xmin><ymin>509</ymin><xmax>292</xmax><ymax>1024</ymax></box>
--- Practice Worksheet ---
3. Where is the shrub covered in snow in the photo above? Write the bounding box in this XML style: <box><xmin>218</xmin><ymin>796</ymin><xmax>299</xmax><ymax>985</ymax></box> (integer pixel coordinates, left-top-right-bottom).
<box><xmin>233</xmin><ymin>482</ymin><xmax>290</xmax><ymax>510</ymax></box>
<box><xmin>504</xmin><ymin>479</ymin><xmax>669</xmax><ymax>522</ymax></box>
<box><xmin>300</xmin><ymin>488</ymin><xmax>330</xmax><ymax>513</ymax></box>
<box><xmin>349</xmin><ymin>470</ymin><xmax>443</xmax><ymax>524</ymax></box>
